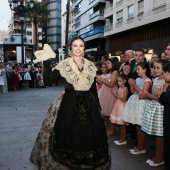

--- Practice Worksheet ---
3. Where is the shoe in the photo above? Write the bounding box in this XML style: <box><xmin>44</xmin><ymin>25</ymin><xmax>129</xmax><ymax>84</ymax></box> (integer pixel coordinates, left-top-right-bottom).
<box><xmin>146</xmin><ymin>159</ymin><xmax>153</xmax><ymax>164</ymax></box>
<box><xmin>114</xmin><ymin>141</ymin><xmax>127</xmax><ymax>145</ymax></box>
<box><xmin>149</xmin><ymin>161</ymin><xmax>164</xmax><ymax>167</ymax></box>
<box><xmin>129</xmin><ymin>147</ymin><xmax>136</xmax><ymax>152</ymax></box>
<box><xmin>130</xmin><ymin>148</ymin><xmax>146</xmax><ymax>155</ymax></box>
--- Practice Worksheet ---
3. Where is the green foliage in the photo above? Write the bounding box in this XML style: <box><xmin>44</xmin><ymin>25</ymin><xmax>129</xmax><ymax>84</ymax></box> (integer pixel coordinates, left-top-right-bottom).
<box><xmin>30</xmin><ymin>2</ymin><xmax>50</xmax><ymax>26</ymax></box>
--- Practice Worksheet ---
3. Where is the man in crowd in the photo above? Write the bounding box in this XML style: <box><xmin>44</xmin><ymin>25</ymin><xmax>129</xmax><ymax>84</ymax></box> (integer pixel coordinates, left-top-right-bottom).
<box><xmin>165</xmin><ymin>44</ymin><xmax>170</xmax><ymax>60</ymax></box>
<box><xmin>6</xmin><ymin>61</ymin><xmax>13</xmax><ymax>91</ymax></box>
<box><xmin>123</xmin><ymin>50</ymin><xmax>145</xmax><ymax>79</ymax></box>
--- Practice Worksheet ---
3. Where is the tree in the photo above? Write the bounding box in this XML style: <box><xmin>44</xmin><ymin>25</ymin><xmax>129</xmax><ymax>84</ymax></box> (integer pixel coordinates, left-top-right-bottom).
<box><xmin>30</xmin><ymin>2</ymin><xmax>50</xmax><ymax>50</ymax></box>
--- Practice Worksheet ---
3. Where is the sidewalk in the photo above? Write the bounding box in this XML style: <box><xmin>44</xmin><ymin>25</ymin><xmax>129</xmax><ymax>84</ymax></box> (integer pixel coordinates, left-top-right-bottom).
<box><xmin>0</xmin><ymin>87</ymin><xmax>165</xmax><ymax>170</ymax></box>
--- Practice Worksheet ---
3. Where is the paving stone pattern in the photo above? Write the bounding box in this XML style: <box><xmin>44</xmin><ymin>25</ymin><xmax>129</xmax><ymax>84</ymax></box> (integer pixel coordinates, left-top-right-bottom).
<box><xmin>0</xmin><ymin>87</ymin><xmax>165</xmax><ymax>170</ymax></box>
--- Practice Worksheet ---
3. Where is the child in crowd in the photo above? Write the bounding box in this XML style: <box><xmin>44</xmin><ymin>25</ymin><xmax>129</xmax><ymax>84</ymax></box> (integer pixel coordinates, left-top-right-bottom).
<box><xmin>97</xmin><ymin>63</ymin><xmax>112</xmax><ymax>122</ymax></box>
<box><xmin>96</xmin><ymin>58</ymin><xmax>118</xmax><ymax>134</ymax></box>
<box><xmin>96</xmin><ymin>63</ymin><xmax>107</xmax><ymax>96</ymax></box>
<box><xmin>155</xmin><ymin>62</ymin><xmax>170</xmax><ymax>170</ymax></box>
<box><xmin>36</xmin><ymin>70</ymin><xmax>44</xmax><ymax>88</ymax></box>
<box><xmin>140</xmin><ymin>59</ymin><xmax>168</xmax><ymax>167</ymax></box>
<box><xmin>122</xmin><ymin>62</ymin><xmax>152</xmax><ymax>154</ymax></box>
<box><xmin>110</xmin><ymin>73</ymin><xmax>129</xmax><ymax>145</ymax></box>
<box><xmin>24</xmin><ymin>64</ymin><xmax>31</xmax><ymax>88</ymax></box>
<box><xmin>0</xmin><ymin>69</ymin><xmax>4</xmax><ymax>92</ymax></box>
<box><xmin>0</xmin><ymin>62</ymin><xmax>7</xmax><ymax>93</ymax></box>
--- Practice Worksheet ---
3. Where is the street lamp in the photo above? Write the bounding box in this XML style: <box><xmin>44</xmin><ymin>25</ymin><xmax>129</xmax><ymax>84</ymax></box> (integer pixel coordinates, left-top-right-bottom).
<box><xmin>8</xmin><ymin>0</ymin><xmax>34</xmax><ymax>64</ymax></box>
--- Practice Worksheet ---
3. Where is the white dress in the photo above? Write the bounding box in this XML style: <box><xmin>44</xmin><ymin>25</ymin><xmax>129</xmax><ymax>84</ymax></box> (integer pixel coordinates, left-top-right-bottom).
<box><xmin>0</xmin><ymin>69</ymin><xmax>8</xmax><ymax>93</ymax></box>
<box><xmin>121</xmin><ymin>77</ymin><xmax>151</xmax><ymax>126</ymax></box>
<box><xmin>24</xmin><ymin>69</ymin><xmax>31</xmax><ymax>80</ymax></box>
<box><xmin>0</xmin><ymin>69</ymin><xmax>4</xmax><ymax>85</ymax></box>
<box><xmin>0</xmin><ymin>76</ymin><xmax>4</xmax><ymax>85</ymax></box>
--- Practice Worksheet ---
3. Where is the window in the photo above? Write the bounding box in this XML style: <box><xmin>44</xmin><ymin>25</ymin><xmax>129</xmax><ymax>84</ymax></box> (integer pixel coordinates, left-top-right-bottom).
<box><xmin>57</xmin><ymin>19</ymin><xmax>61</xmax><ymax>26</ymax></box>
<box><xmin>26</xmin><ymin>31</ymin><xmax>32</xmax><ymax>35</ymax></box>
<box><xmin>128</xmin><ymin>4</ymin><xmax>134</xmax><ymax>19</ymax></box>
<box><xmin>116</xmin><ymin>10</ymin><xmax>123</xmax><ymax>23</ymax></box>
<box><xmin>138</xmin><ymin>0</ymin><xmax>144</xmax><ymax>15</ymax></box>
<box><xmin>153</xmin><ymin>0</ymin><xmax>166</xmax><ymax>8</ymax></box>
<box><xmin>56</xmin><ymin>35</ymin><xmax>61</xmax><ymax>42</ymax></box>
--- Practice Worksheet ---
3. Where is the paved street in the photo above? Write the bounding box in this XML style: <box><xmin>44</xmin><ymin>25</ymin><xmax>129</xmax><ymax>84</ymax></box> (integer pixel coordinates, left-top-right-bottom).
<box><xmin>0</xmin><ymin>87</ymin><xmax>165</xmax><ymax>170</ymax></box>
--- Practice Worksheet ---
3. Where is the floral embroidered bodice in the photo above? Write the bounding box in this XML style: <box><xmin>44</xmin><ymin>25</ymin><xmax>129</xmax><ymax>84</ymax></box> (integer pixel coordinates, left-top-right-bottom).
<box><xmin>55</xmin><ymin>57</ymin><xmax>97</xmax><ymax>91</ymax></box>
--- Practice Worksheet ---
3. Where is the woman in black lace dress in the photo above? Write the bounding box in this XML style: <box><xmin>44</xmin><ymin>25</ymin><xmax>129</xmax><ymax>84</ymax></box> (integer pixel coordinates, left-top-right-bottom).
<box><xmin>30</xmin><ymin>37</ymin><xmax>110</xmax><ymax>170</ymax></box>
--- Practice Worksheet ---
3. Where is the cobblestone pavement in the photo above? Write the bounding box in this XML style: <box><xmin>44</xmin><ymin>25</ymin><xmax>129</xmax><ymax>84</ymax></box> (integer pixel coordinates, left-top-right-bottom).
<box><xmin>0</xmin><ymin>87</ymin><xmax>165</xmax><ymax>170</ymax></box>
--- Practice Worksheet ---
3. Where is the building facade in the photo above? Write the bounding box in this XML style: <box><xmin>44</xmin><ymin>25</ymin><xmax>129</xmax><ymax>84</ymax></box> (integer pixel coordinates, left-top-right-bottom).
<box><xmin>71</xmin><ymin>0</ymin><xmax>107</xmax><ymax>60</ymax></box>
<box><xmin>104</xmin><ymin>0</ymin><xmax>170</xmax><ymax>56</ymax></box>
<box><xmin>8</xmin><ymin>0</ymin><xmax>43</xmax><ymax>49</ymax></box>
<box><xmin>0</xmin><ymin>30</ymin><xmax>9</xmax><ymax>62</ymax></box>
<box><xmin>61</xmin><ymin>0</ymin><xmax>67</xmax><ymax>47</ymax></box>
<box><xmin>0</xmin><ymin>30</ymin><xmax>9</xmax><ymax>44</ymax></box>
<box><xmin>46</xmin><ymin>0</ymin><xmax>62</xmax><ymax>53</ymax></box>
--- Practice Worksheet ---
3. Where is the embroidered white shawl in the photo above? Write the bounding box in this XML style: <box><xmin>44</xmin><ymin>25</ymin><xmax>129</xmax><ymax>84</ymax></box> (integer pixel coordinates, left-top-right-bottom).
<box><xmin>55</xmin><ymin>57</ymin><xmax>97</xmax><ymax>91</ymax></box>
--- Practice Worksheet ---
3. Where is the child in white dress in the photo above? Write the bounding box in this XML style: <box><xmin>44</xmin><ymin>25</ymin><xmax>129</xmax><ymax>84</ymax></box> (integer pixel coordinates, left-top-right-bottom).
<box><xmin>122</xmin><ymin>62</ymin><xmax>151</xmax><ymax>155</ymax></box>
<box><xmin>24</xmin><ymin>64</ymin><xmax>31</xmax><ymax>88</ymax></box>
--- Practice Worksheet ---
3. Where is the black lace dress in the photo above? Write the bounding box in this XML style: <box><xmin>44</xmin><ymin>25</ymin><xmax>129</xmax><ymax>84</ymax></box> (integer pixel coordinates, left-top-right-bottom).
<box><xmin>30</xmin><ymin>58</ymin><xmax>110</xmax><ymax>170</ymax></box>
<box><xmin>49</xmin><ymin>81</ymin><xmax>110</xmax><ymax>169</ymax></box>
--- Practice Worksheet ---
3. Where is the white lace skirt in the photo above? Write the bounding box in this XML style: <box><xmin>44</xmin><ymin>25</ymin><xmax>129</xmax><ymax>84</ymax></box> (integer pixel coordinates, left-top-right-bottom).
<box><xmin>24</xmin><ymin>72</ymin><xmax>31</xmax><ymax>80</ymax></box>
<box><xmin>122</xmin><ymin>94</ymin><xmax>149</xmax><ymax>126</ymax></box>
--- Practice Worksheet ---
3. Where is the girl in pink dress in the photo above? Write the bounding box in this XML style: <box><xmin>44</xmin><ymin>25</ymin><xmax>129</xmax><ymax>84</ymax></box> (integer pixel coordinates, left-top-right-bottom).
<box><xmin>97</xmin><ymin>63</ymin><xmax>110</xmax><ymax>114</ymax></box>
<box><xmin>110</xmin><ymin>73</ymin><xmax>129</xmax><ymax>145</ymax></box>
<box><xmin>96</xmin><ymin>57</ymin><xmax>118</xmax><ymax>135</ymax></box>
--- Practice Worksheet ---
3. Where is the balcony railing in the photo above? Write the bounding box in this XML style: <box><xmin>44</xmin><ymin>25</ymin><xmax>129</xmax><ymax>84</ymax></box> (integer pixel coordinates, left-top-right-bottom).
<box><xmin>13</xmin><ymin>17</ymin><xmax>22</xmax><ymax>22</ymax></box>
<box><xmin>89</xmin><ymin>10</ymin><xmax>104</xmax><ymax>20</ymax></box>
<box><xmin>75</xmin><ymin>22</ymin><xmax>81</xmax><ymax>28</ymax></box>
<box><xmin>74</xmin><ymin>8</ymin><xmax>81</xmax><ymax>16</ymax></box>
<box><xmin>104</xmin><ymin>23</ymin><xmax>113</xmax><ymax>32</ymax></box>
<box><xmin>89</xmin><ymin>0</ymin><xmax>95</xmax><ymax>4</ymax></box>
<box><xmin>104</xmin><ymin>4</ymin><xmax>113</xmax><ymax>14</ymax></box>
<box><xmin>13</xmin><ymin>26</ymin><xmax>26</xmax><ymax>30</ymax></box>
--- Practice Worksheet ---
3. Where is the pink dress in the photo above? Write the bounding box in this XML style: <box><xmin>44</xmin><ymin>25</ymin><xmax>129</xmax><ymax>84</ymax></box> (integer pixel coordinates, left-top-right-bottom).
<box><xmin>99</xmin><ymin>73</ymin><xmax>117</xmax><ymax>116</ymax></box>
<box><xmin>110</xmin><ymin>87</ymin><xmax>128</xmax><ymax>125</ymax></box>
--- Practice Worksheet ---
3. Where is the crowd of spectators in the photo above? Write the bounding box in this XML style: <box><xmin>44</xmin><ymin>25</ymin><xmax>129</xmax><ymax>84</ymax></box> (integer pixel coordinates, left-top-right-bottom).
<box><xmin>0</xmin><ymin>60</ymin><xmax>63</xmax><ymax>93</ymax></box>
